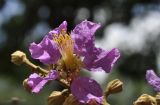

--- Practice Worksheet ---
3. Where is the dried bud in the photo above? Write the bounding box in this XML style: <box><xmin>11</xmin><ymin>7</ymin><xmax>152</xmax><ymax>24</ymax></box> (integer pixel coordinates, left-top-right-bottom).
<box><xmin>63</xmin><ymin>94</ymin><xmax>84</xmax><ymax>105</ymax></box>
<box><xmin>105</xmin><ymin>79</ymin><xmax>123</xmax><ymax>96</ymax></box>
<box><xmin>23</xmin><ymin>79</ymin><xmax>32</xmax><ymax>92</ymax></box>
<box><xmin>11</xmin><ymin>51</ymin><xmax>26</xmax><ymax>65</ymax></box>
<box><xmin>155</xmin><ymin>92</ymin><xmax>160</xmax><ymax>105</ymax></box>
<box><xmin>133</xmin><ymin>94</ymin><xmax>156</xmax><ymax>105</ymax></box>
<box><xmin>48</xmin><ymin>89</ymin><xmax>68</xmax><ymax>105</ymax></box>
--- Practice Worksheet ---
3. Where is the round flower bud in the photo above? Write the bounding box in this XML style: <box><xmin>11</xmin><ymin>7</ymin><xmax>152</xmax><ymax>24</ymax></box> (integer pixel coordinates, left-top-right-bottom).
<box><xmin>48</xmin><ymin>90</ymin><xmax>68</xmax><ymax>105</ymax></box>
<box><xmin>11</xmin><ymin>51</ymin><xmax>26</xmax><ymax>65</ymax></box>
<box><xmin>63</xmin><ymin>94</ymin><xmax>83</xmax><ymax>105</ymax></box>
<box><xmin>133</xmin><ymin>94</ymin><xmax>156</xmax><ymax>105</ymax></box>
<box><xmin>105</xmin><ymin>79</ymin><xmax>123</xmax><ymax>96</ymax></box>
<box><xmin>155</xmin><ymin>92</ymin><xmax>160</xmax><ymax>105</ymax></box>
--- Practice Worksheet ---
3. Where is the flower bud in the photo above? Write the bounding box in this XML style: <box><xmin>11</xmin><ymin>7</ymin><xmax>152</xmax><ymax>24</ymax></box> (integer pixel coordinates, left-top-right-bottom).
<box><xmin>133</xmin><ymin>94</ymin><xmax>156</xmax><ymax>105</ymax></box>
<box><xmin>11</xmin><ymin>51</ymin><xmax>26</xmax><ymax>65</ymax></box>
<box><xmin>155</xmin><ymin>92</ymin><xmax>160</xmax><ymax>105</ymax></box>
<box><xmin>48</xmin><ymin>89</ymin><xmax>68</xmax><ymax>105</ymax></box>
<box><xmin>105</xmin><ymin>79</ymin><xmax>123</xmax><ymax>96</ymax></box>
<box><xmin>63</xmin><ymin>94</ymin><xmax>83</xmax><ymax>105</ymax></box>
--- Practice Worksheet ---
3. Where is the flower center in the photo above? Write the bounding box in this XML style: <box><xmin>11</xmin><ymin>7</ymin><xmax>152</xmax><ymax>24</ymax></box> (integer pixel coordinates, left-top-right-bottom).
<box><xmin>53</xmin><ymin>29</ymin><xmax>82</xmax><ymax>71</ymax></box>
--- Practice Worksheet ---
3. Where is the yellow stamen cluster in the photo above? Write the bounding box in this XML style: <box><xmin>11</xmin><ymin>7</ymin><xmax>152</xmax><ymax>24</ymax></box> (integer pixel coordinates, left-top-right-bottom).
<box><xmin>53</xmin><ymin>29</ymin><xmax>81</xmax><ymax>71</ymax></box>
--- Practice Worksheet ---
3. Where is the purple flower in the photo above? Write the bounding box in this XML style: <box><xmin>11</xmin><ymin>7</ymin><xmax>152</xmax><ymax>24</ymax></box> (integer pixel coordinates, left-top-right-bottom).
<box><xmin>27</xmin><ymin>70</ymin><xmax>58</xmax><ymax>93</ymax></box>
<box><xmin>71</xmin><ymin>77</ymin><xmax>103</xmax><ymax>104</ymax></box>
<box><xmin>146</xmin><ymin>69</ymin><xmax>160</xmax><ymax>91</ymax></box>
<box><xmin>29</xmin><ymin>20</ymin><xmax>120</xmax><ymax>103</ymax></box>
<box><xmin>29</xmin><ymin>20</ymin><xmax>120</xmax><ymax>72</ymax></box>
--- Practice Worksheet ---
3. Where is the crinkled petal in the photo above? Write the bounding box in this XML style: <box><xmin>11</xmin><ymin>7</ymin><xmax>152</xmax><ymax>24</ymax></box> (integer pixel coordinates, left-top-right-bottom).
<box><xmin>48</xmin><ymin>21</ymin><xmax>67</xmax><ymax>39</ymax></box>
<box><xmin>71</xmin><ymin>77</ymin><xmax>103</xmax><ymax>104</ymax></box>
<box><xmin>44</xmin><ymin>70</ymin><xmax>59</xmax><ymax>80</ymax></box>
<box><xmin>27</xmin><ymin>70</ymin><xmax>58</xmax><ymax>93</ymax></box>
<box><xmin>71</xmin><ymin>20</ymin><xmax>101</xmax><ymax>56</ymax></box>
<box><xmin>29</xmin><ymin>21</ymin><xmax>67</xmax><ymax>64</ymax></box>
<box><xmin>29</xmin><ymin>36</ymin><xmax>61</xmax><ymax>64</ymax></box>
<box><xmin>146</xmin><ymin>69</ymin><xmax>160</xmax><ymax>91</ymax></box>
<box><xmin>83</xmin><ymin>48</ymin><xmax>120</xmax><ymax>73</ymax></box>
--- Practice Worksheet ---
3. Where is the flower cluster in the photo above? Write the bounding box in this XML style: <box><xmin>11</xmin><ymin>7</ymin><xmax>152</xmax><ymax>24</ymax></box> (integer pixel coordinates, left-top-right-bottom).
<box><xmin>11</xmin><ymin>20</ymin><xmax>120</xmax><ymax>105</ymax></box>
<box><xmin>11</xmin><ymin>20</ymin><xmax>160</xmax><ymax>105</ymax></box>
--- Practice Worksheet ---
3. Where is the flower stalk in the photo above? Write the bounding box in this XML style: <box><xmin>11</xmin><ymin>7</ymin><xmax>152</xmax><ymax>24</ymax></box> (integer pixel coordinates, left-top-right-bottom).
<box><xmin>11</xmin><ymin>51</ymin><xmax>48</xmax><ymax>74</ymax></box>
<box><xmin>11</xmin><ymin>51</ymin><xmax>69</xmax><ymax>88</ymax></box>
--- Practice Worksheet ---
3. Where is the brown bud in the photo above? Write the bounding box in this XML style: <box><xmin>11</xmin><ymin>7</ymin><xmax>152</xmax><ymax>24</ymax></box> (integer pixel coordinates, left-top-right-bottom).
<box><xmin>155</xmin><ymin>92</ymin><xmax>160</xmax><ymax>105</ymax></box>
<box><xmin>11</xmin><ymin>51</ymin><xmax>26</xmax><ymax>65</ymax></box>
<box><xmin>63</xmin><ymin>94</ymin><xmax>84</xmax><ymax>105</ymax></box>
<box><xmin>48</xmin><ymin>89</ymin><xmax>69</xmax><ymax>105</ymax></box>
<box><xmin>133</xmin><ymin>94</ymin><xmax>157</xmax><ymax>105</ymax></box>
<box><xmin>105</xmin><ymin>79</ymin><xmax>123</xmax><ymax>96</ymax></box>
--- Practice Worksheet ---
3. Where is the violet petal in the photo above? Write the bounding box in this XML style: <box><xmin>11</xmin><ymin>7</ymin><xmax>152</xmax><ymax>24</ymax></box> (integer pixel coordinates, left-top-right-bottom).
<box><xmin>48</xmin><ymin>21</ymin><xmax>67</xmax><ymax>39</ymax></box>
<box><xmin>146</xmin><ymin>69</ymin><xmax>160</xmax><ymax>91</ymax></box>
<box><xmin>71</xmin><ymin>77</ymin><xmax>103</xmax><ymax>104</ymax></box>
<box><xmin>83</xmin><ymin>48</ymin><xmax>120</xmax><ymax>73</ymax></box>
<box><xmin>29</xmin><ymin>21</ymin><xmax>67</xmax><ymax>64</ymax></box>
<box><xmin>29</xmin><ymin>36</ymin><xmax>61</xmax><ymax>64</ymax></box>
<box><xmin>27</xmin><ymin>70</ymin><xmax>58</xmax><ymax>93</ymax></box>
<box><xmin>71</xmin><ymin>20</ymin><xmax>101</xmax><ymax>56</ymax></box>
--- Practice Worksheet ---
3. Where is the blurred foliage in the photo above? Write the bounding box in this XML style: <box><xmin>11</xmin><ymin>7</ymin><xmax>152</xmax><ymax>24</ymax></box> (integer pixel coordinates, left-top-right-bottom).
<box><xmin>0</xmin><ymin>0</ymin><xmax>5</xmax><ymax>9</ymax></box>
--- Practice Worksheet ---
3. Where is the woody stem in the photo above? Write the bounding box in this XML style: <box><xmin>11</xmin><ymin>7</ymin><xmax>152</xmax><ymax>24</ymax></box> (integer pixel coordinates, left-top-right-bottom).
<box><xmin>22</xmin><ymin>52</ymin><xmax>69</xmax><ymax>88</ymax></box>
<box><xmin>23</xmin><ymin>57</ymin><xmax>49</xmax><ymax>74</ymax></box>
